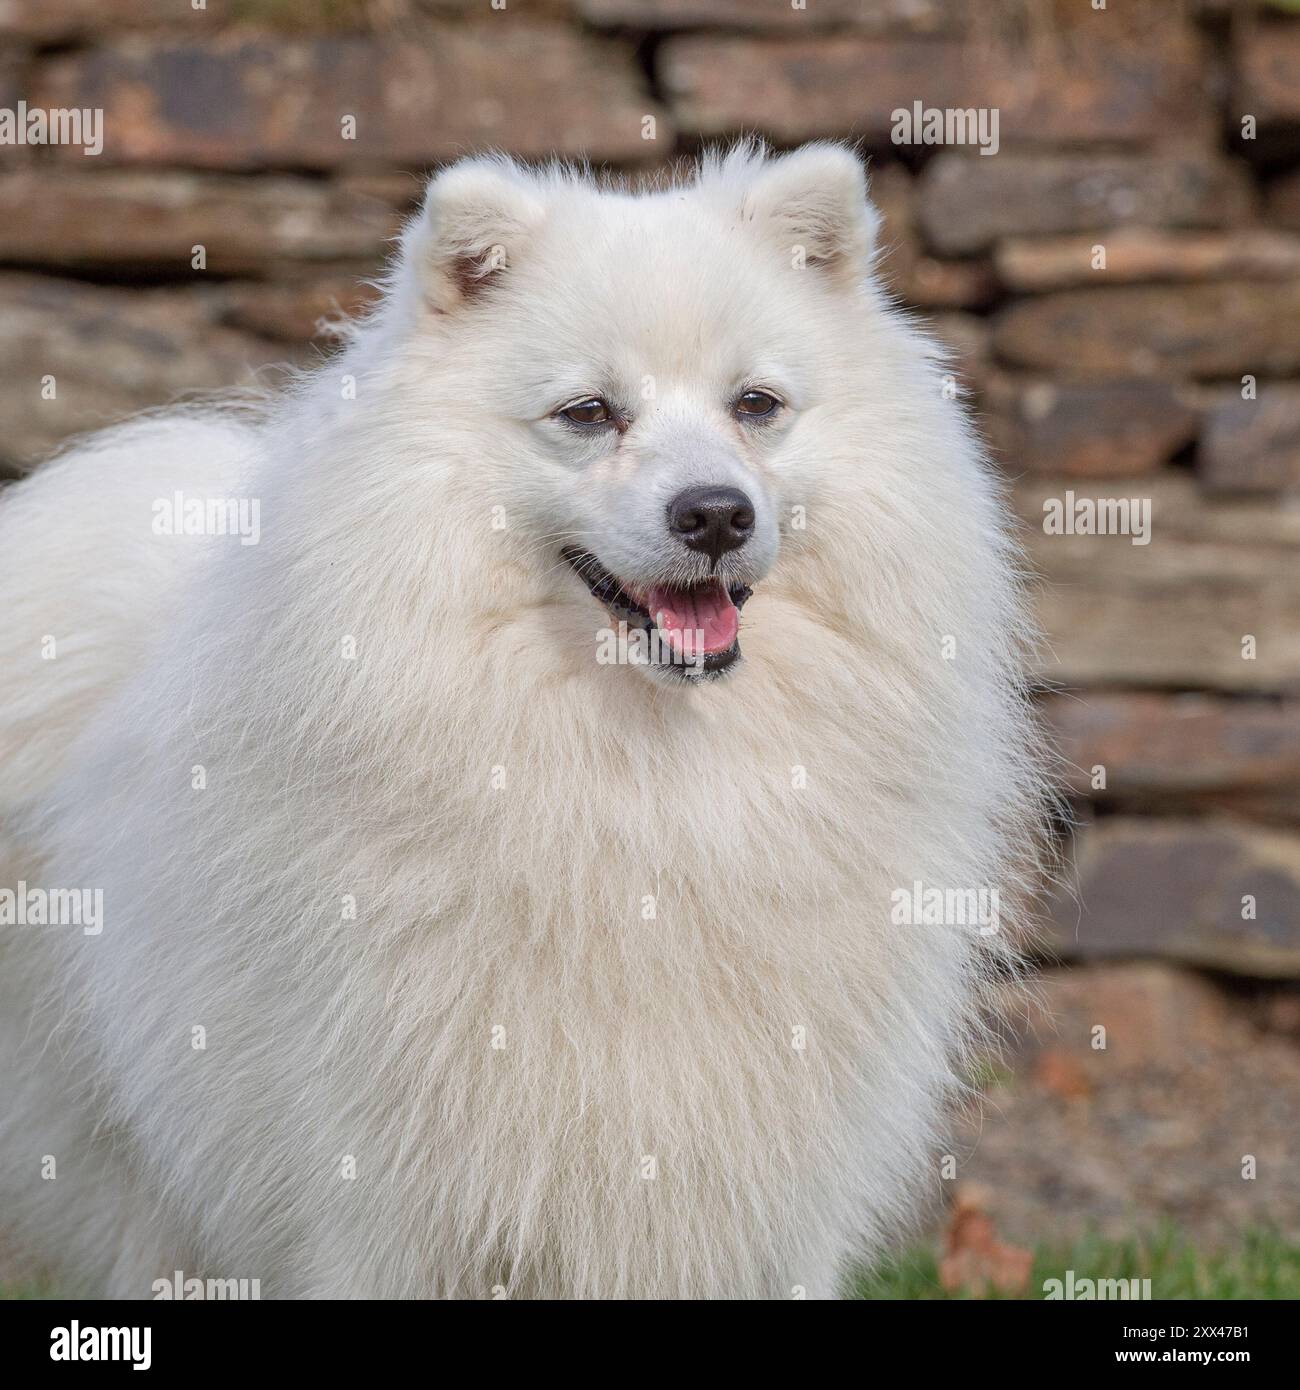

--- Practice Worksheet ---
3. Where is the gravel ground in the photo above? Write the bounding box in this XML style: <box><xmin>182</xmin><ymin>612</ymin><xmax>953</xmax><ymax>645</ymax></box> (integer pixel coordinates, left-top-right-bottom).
<box><xmin>946</xmin><ymin>961</ymin><xmax>1300</xmax><ymax>1250</ymax></box>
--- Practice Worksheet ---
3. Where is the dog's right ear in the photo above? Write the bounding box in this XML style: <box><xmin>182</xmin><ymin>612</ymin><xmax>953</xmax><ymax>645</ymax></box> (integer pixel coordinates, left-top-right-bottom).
<box><xmin>402</xmin><ymin>158</ymin><xmax>545</xmax><ymax>315</ymax></box>
<box><xmin>738</xmin><ymin>143</ymin><xmax>880</xmax><ymax>286</ymax></box>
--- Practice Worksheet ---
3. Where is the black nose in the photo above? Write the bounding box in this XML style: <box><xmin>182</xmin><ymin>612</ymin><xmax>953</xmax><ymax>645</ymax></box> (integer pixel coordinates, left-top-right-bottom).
<box><xmin>667</xmin><ymin>486</ymin><xmax>755</xmax><ymax>564</ymax></box>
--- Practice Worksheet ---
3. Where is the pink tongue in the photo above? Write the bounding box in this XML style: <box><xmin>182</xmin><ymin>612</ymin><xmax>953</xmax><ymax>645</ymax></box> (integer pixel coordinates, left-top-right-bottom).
<box><xmin>647</xmin><ymin>582</ymin><xmax>739</xmax><ymax>657</ymax></box>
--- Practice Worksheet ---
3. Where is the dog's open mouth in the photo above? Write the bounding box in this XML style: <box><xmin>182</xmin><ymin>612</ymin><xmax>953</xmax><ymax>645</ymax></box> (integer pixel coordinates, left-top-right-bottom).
<box><xmin>562</xmin><ymin>547</ymin><xmax>753</xmax><ymax>676</ymax></box>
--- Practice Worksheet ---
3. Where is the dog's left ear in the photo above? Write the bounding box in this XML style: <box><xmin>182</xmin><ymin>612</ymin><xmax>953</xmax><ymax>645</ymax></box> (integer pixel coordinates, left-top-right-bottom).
<box><xmin>742</xmin><ymin>144</ymin><xmax>880</xmax><ymax>284</ymax></box>
<box><xmin>403</xmin><ymin>157</ymin><xmax>546</xmax><ymax>314</ymax></box>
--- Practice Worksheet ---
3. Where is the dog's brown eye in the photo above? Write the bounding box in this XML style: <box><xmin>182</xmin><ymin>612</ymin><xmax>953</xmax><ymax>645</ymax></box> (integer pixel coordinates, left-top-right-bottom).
<box><xmin>559</xmin><ymin>398</ymin><xmax>612</xmax><ymax>426</ymax></box>
<box><xmin>735</xmin><ymin>390</ymin><xmax>780</xmax><ymax>419</ymax></box>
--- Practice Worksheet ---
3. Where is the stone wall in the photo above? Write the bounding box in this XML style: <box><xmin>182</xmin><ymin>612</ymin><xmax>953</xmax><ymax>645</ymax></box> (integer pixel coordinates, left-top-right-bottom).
<box><xmin>3</xmin><ymin>0</ymin><xmax>1299</xmax><ymax>977</ymax></box>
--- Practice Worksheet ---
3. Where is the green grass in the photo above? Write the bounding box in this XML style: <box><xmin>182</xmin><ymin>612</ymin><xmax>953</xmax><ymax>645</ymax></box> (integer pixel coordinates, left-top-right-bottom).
<box><xmin>851</xmin><ymin>1227</ymin><xmax>1300</xmax><ymax>1300</ymax></box>
<box><xmin>2</xmin><ymin>1229</ymin><xmax>1296</xmax><ymax>1298</ymax></box>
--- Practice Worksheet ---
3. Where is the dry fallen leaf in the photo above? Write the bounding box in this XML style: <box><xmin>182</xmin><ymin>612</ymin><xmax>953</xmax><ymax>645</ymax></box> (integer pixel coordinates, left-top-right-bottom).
<box><xmin>938</xmin><ymin>1186</ymin><xmax>1033</xmax><ymax>1297</ymax></box>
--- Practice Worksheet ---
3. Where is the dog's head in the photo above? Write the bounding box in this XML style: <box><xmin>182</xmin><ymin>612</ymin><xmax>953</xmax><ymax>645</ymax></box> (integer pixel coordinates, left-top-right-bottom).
<box><xmin>392</xmin><ymin>143</ymin><xmax>914</xmax><ymax>684</ymax></box>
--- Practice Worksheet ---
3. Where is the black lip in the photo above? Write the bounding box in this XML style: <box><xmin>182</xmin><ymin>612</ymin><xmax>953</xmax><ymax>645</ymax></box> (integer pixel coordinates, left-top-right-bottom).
<box><xmin>560</xmin><ymin>546</ymin><xmax>752</xmax><ymax>677</ymax></box>
<box><xmin>686</xmin><ymin>639</ymin><xmax>742</xmax><ymax>677</ymax></box>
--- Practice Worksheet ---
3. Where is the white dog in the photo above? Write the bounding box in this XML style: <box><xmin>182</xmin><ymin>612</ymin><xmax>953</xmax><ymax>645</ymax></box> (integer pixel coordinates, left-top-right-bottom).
<box><xmin>0</xmin><ymin>143</ymin><xmax>1047</xmax><ymax>1299</ymax></box>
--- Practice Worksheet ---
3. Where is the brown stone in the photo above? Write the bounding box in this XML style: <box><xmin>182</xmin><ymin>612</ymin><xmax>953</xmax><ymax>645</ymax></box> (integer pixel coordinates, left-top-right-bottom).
<box><xmin>336</xmin><ymin>172</ymin><xmax>426</xmax><ymax>211</ymax></box>
<box><xmin>0</xmin><ymin>0</ymin><xmax>234</xmax><ymax>40</ymax></box>
<box><xmin>33</xmin><ymin>0</ymin><xmax>481</xmax><ymax>29</ymax></box>
<box><xmin>983</xmin><ymin>377</ymin><xmax>1200</xmax><ymax>477</ymax></box>
<box><xmin>1200</xmin><ymin>385</ymin><xmax>1300</xmax><ymax>493</ymax></box>
<box><xmin>0</xmin><ymin>44</ymin><xmax>27</xmax><ymax>118</ymax></box>
<box><xmin>918</xmin><ymin>153</ymin><xmax>1253</xmax><ymax>257</ymax></box>
<box><xmin>1041</xmin><ymin>692</ymin><xmax>1300</xmax><ymax>796</ymax></box>
<box><xmin>213</xmin><ymin>276</ymin><xmax>381</xmax><ymax>344</ymax></box>
<box><xmin>1014</xmin><ymin>475</ymin><xmax>1300</xmax><ymax>692</ymax></box>
<box><xmin>923</xmin><ymin>313</ymin><xmax>990</xmax><ymax>398</ymax></box>
<box><xmin>580</xmin><ymin>0</ymin><xmax>963</xmax><ymax>31</ymax></box>
<box><xmin>1193</xmin><ymin>789</ymin><xmax>1300</xmax><ymax>825</ymax></box>
<box><xmin>995</xmin><ymin>228</ymin><xmax>1300</xmax><ymax>292</ymax></box>
<box><xmin>871</xmin><ymin>164</ymin><xmax>996</xmax><ymax>309</ymax></box>
<box><xmin>35</xmin><ymin>29</ymin><xmax>667</xmax><ymax>169</ymax></box>
<box><xmin>0</xmin><ymin>276</ymin><xmax>287</xmax><ymax>471</ymax></box>
<box><xmin>1022</xmin><ymin>964</ymin><xmax>1240</xmax><ymax>1074</ymax></box>
<box><xmin>659</xmin><ymin>33</ymin><xmax>1208</xmax><ymax>149</ymax></box>
<box><xmin>903</xmin><ymin>257</ymin><xmax>997</xmax><ymax>309</ymax></box>
<box><xmin>993</xmin><ymin>281</ymin><xmax>1300</xmax><ymax>380</ymax></box>
<box><xmin>0</xmin><ymin>170</ymin><xmax>404</xmax><ymax>273</ymax></box>
<box><xmin>1235</xmin><ymin>21</ymin><xmax>1300</xmax><ymax>125</ymax></box>
<box><xmin>1269</xmin><ymin>168</ymin><xmax>1300</xmax><ymax>229</ymax></box>
<box><xmin>870</xmin><ymin>163</ymin><xmax>914</xmax><ymax>249</ymax></box>
<box><xmin>1044</xmin><ymin>818</ymin><xmax>1300</xmax><ymax>977</ymax></box>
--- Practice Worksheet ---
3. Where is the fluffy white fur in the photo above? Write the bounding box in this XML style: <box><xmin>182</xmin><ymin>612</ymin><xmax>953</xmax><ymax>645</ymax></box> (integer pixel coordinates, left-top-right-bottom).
<box><xmin>0</xmin><ymin>144</ymin><xmax>1047</xmax><ymax>1299</ymax></box>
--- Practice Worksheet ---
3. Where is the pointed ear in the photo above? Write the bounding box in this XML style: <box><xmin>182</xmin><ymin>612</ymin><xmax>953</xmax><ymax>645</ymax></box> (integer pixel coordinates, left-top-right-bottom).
<box><xmin>402</xmin><ymin>157</ymin><xmax>545</xmax><ymax>314</ymax></box>
<box><xmin>741</xmin><ymin>144</ymin><xmax>880</xmax><ymax>282</ymax></box>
